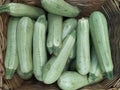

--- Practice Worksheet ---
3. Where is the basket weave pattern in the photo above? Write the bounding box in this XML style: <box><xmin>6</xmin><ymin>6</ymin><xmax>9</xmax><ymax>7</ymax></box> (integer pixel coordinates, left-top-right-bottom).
<box><xmin>0</xmin><ymin>0</ymin><xmax>120</xmax><ymax>90</ymax></box>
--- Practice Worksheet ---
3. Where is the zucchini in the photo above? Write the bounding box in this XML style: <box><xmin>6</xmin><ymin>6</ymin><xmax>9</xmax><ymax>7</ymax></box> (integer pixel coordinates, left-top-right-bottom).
<box><xmin>43</xmin><ymin>31</ymin><xmax>75</xmax><ymax>84</ymax></box>
<box><xmin>0</xmin><ymin>3</ymin><xmax>45</xmax><ymax>18</ymax></box>
<box><xmin>89</xmin><ymin>11</ymin><xmax>113</xmax><ymax>79</ymax></box>
<box><xmin>69</xmin><ymin>41</ymin><xmax>76</xmax><ymax>59</ymax></box>
<box><xmin>41</xmin><ymin>0</ymin><xmax>80</xmax><ymax>17</ymax></box>
<box><xmin>57</xmin><ymin>71</ymin><xmax>88</xmax><ymax>90</ymax></box>
<box><xmin>89</xmin><ymin>47</ymin><xmax>102</xmax><ymax>80</ymax></box>
<box><xmin>17</xmin><ymin>66</ymin><xmax>32</xmax><ymax>80</ymax></box>
<box><xmin>76</xmin><ymin>18</ymin><xmax>90</xmax><ymax>75</ymax></box>
<box><xmin>62</xmin><ymin>18</ymin><xmax>77</xmax><ymax>40</ymax></box>
<box><xmin>47</xmin><ymin>13</ymin><xmax>63</xmax><ymax>55</ymax></box>
<box><xmin>58</xmin><ymin>71</ymin><xmax>103</xmax><ymax>90</ymax></box>
<box><xmin>5</xmin><ymin>17</ymin><xmax>19</xmax><ymax>79</ymax></box>
<box><xmin>17</xmin><ymin>17</ymin><xmax>33</xmax><ymax>74</ymax></box>
<box><xmin>70</xmin><ymin>59</ymin><xmax>76</xmax><ymax>71</ymax></box>
<box><xmin>33</xmin><ymin>15</ymin><xmax>47</xmax><ymax>81</ymax></box>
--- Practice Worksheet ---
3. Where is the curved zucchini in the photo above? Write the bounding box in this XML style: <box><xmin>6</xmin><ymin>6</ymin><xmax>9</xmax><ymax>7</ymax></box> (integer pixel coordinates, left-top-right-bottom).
<box><xmin>0</xmin><ymin>3</ymin><xmax>45</xmax><ymax>18</ymax></box>
<box><xmin>41</xmin><ymin>0</ymin><xmax>80</xmax><ymax>17</ymax></box>
<box><xmin>17</xmin><ymin>17</ymin><xmax>33</xmax><ymax>74</ymax></box>
<box><xmin>89</xmin><ymin>11</ymin><xmax>113</xmax><ymax>80</ymax></box>
<box><xmin>57</xmin><ymin>71</ymin><xmax>88</xmax><ymax>90</ymax></box>
<box><xmin>58</xmin><ymin>71</ymin><xmax>103</xmax><ymax>90</ymax></box>
<box><xmin>43</xmin><ymin>31</ymin><xmax>75</xmax><ymax>84</ymax></box>
<box><xmin>33</xmin><ymin>15</ymin><xmax>47</xmax><ymax>81</ymax></box>
<box><xmin>5</xmin><ymin>17</ymin><xmax>19</xmax><ymax>79</ymax></box>
<box><xmin>47</xmin><ymin>13</ymin><xmax>63</xmax><ymax>55</ymax></box>
<box><xmin>76</xmin><ymin>18</ymin><xmax>90</xmax><ymax>75</ymax></box>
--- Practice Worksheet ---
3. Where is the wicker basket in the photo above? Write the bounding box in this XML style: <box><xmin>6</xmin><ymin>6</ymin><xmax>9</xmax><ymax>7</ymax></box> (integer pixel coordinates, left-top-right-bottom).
<box><xmin>0</xmin><ymin>0</ymin><xmax>120</xmax><ymax>90</ymax></box>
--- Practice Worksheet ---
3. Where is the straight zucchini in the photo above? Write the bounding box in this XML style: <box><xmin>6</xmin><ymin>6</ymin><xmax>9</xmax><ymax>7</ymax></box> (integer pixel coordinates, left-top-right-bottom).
<box><xmin>0</xmin><ymin>3</ymin><xmax>45</xmax><ymax>18</ymax></box>
<box><xmin>5</xmin><ymin>17</ymin><xmax>19</xmax><ymax>79</ymax></box>
<box><xmin>41</xmin><ymin>0</ymin><xmax>80</xmax><ymax>17</ymax></box>
<box><xmin>33</xmin><ymin>15</ymin><xmax>47</xmax><ymax>81</ymax></box>
<box><xmin>17</xmin><ymin>17</ymin><xmax>33</xmax><ymax>74</ymax></box>
<box><xmin>89</xmin><ymin>11</ymin><xmax>113</xmax><ymax>80</ymax></box>
<box><xmin>17</xmin><ymin>66</ymin><xmax>32</xmax><ymax>80</ymax></box>
<box><xmin>43</xmin><ymin>31</ymin><xmax>75</xmax><ymax>84</ymax></box>
<box><xmin>47</xmin><ymin>13</ymin><xmax>63</xmax><ymax>55</ymax></box>
<box><xmin>62</xmin><ymin>18</ymin><xmax>77</xmax><ymax>40</ymax></box>
<box><xmin>76</xmin><ymin>18</ymin><xmax>90</xmax><ymax>75</ymax></box>
<box><xmin>89</xmin><ymin>47</ymin><xmax>102</xmax><ymax>80</ymax></box>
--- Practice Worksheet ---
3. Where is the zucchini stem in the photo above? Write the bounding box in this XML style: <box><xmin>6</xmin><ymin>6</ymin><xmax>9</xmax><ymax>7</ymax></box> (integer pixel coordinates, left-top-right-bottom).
<box><xmin>0</xmin><ymin>4</ymin><xmax>9</xmax><ymax>13</ymax></box>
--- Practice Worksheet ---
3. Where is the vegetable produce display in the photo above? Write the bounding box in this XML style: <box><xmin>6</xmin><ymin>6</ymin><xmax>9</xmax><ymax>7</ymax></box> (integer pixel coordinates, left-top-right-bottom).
<box><xmin>1</xmin><ymin>2</ymin><xmax>114</xmax><ymax>90</ymax></box>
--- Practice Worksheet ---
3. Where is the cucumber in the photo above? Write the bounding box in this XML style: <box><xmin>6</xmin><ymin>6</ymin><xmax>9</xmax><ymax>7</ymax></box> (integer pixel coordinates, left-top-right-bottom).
<box><xmin>41</xmin><ymin>0</ymin><xmax>80</xmax><ymax>17</ymax></box>
<box><xmin>57</xmin><ymin>71</ymin><xmax>88</xmax><ymax>90</ymax></box>
<box><xmin>47</xmin><ymin>13</ymin><xmax>63</xmax><ymax>55</ymax></box>
<box><xmin>89</xmin><ymin>11</ymin><xmax>113</xmax><ymax>79</ymax></box>
<box><xmin>89</xmin><ymin>47</ymin><xmax>102</xmax><ymax>80</ymax></box>
<box><xmin>43</xmin><ymin>31</ymin><xmax>75</xmax><ymax>84</ymax></box>
<box><xmin>17</xmin><ymin>17</ymin><xmax>33</xmax><ymax>74</ymax></box>
<box><xmin>0</xmin><ymin>3</ymin><xmax>45</xmax><ymax>18</ymax></box>
<box><xmin>17</xmin><ymin>66</ymin><xmax>32</xmax><ymax>80</ymax></box>
<box><xmin>33</xmin><ymin>15</ymin><xmax>47</xmax><ymax>81</ymax></box>
<box><xmin>76</xmin><ymin>18</ymin><xmax>90</xmax><ymax>75</ymax></box>
<box><xmin>5</xmin><ymin>17</ymin><xmax>19</xmax><ymax>79</ymax></box>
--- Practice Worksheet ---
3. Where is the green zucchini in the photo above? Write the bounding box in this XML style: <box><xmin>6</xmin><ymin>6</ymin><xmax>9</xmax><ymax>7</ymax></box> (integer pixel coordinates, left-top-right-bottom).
<box><xmin>17</xmin><ymin>17</ymin><xmax>33</xmax><ymax>74</ymax></box>
<box><xmin>57</xmin><ymin>71</ymin><xmax>88</xmax><ymax>90</ymax></box>
<box><xmin>69</xmin><ymin>42</ymin><xmax>76</xmax><ymax>59</ymax></box>
<box><xmin>43</xmin><ymin>31</ymin><xmax>75</xmax><ymax>84</ymax></box>
<box><xmin>41</xmin><ymin>0</ymin><xmax>80</xmax><ymax>17</ymax></box>
<box><xmin>47</xmin><ymin>13</ymin><xmax>63</xmax><ymax>55</ymax></box>
<box><xmin>76</xmin><ymin>18</ymin><xmax>90</xmax><ymax>75</ymax></box>
<box><xmin>0</xmin><ymin>3</ymin><xmax>45</xmax><ymax>18</ymax></box>
<box><xmin>58</xmin><ymin>71</ymin><xmax>103</xmax><ymax>90</ymax></box>
<box><xmin>89</xmin><ymin>47</ymin><xmax>102</xmax><ymax>80</ymax></box>
<box><xmin>33</xmin><ymin>15</ymin><xmax>47</xmax><ymax>81</ymax></box>
<box><xmin>17</xmin><ymin>66</ymin><xmax>32</xmax><ymax>80</ymax></box>
<box><xmin>5</xmin><ymin>17</ymin><xmax>19</xmax><ymax>79</ymax></box>
<box><xmin>89</xmin><ymin>11</ymin><xmax>113</xmax><ymax>79</ymax></box>
<box><xmin>62</xmin><ymin>18</ymin><xmax>77</xmax><ymax>40</ymax></box>
<box><xmin>70</xmin><ymin>59</ymin><xmax>76</xmax><ymax>71</ymax></box>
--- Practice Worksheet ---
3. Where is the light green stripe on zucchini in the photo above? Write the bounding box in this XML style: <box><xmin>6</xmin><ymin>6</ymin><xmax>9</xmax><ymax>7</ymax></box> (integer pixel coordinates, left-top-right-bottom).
<box><xmin>0</xmin><ymin>3</ymin><xmax>45</xmax><ymax>18</ymax></box>
<box><xmin>33</xmin><ymin>15</ymin><xmax>47</xmax><ymax>81</ymax></box>
<box><xmin>5</xmin><ymin>17</ymin><xmax>19</xmax><ymax>79</ymax></box>
<box><xmin>41</xmin><ymin>0</ymin><xmax>80</xmax><ymax>17</ymax></box>
<box><xmin>47</xmin><ymin>13</ymin><xmax>63</xmax><ymax>55</ymax></box>
<box><xmin>76</xmin><ymin>18</ymin><xmax>90</xmax><ymax>75</ymax></box>
<box><xmin>89</xmin><ymin>11</ymin><xmax>113</xmax><ymax>80</ymax></box>
<box><xmin>17</xmin><ymin>17</ymin><xmax>33</xmax><ymax>74</ymax></box>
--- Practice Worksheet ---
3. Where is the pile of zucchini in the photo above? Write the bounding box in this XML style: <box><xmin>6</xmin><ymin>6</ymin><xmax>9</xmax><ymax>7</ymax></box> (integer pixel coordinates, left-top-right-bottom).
<box><xmin>0</xmin><ymin>1</ymin><xmax>113</xmax><ymax>90</ymax></box>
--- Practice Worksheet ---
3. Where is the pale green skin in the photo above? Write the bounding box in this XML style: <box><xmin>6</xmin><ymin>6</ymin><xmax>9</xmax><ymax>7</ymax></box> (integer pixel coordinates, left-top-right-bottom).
<box><xmin>5</xmin><ymin>17</ymin><xmax>19</xmax><ymax>79</ymax></box>
<box><xmin>57</xmin><ymin>71</ymin><xmax>89</xmax><ymax>90</ymax></box>
<box><xmin>17</xmin><ymin>17</ymin><xmax>33</xmax><ymax>74</ymax></box>
<box><xmin>17</xmin><ymin>66</ymin><xmax>32</xmax><ymax>80</ymax></box>
<box><xmin>58</xmin><ymin>71</ymin><xmax>103</xmax><ymax>90</ymax></box>
<box><xmin>0</xmin><ymin>3</ymin><xmax>45</xmax><ymax>18</ymax></box>
<box><xmin>62</xmin><ymin>18</ymin><xmax>77</xmax><ymax>40</ymax></box>
<box><xmin>76</xmin><ymin>18</ymin><xmax>90</xmax><ymax>75</ymax></box>
<box><xmin>89</xmin><ymin>47</ymin><xmax>102</xmax><ymax>80</ymax></box>
<box><xmin>47</xmin><ymin>13</ymin><xmax>63</xmax><ymax>55</ymax></box>
<box><xmin>43</xmin><ymin>31</ymin><xmax>75</xmax><ymax>84</ymax></box>
<box><xmin>41</xmin><ymin>0</ymin><xmax>80</xmax><ymax>17</ymax></box>
<box><xmin>33</xmin><ymin>15</ymin><xmax>47</xmax><ymax>81</ymax></box>
<box><xmin>89</xmin><ymin>11</ymin><xmax>113</xmax><ymax>80</ymax></box>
